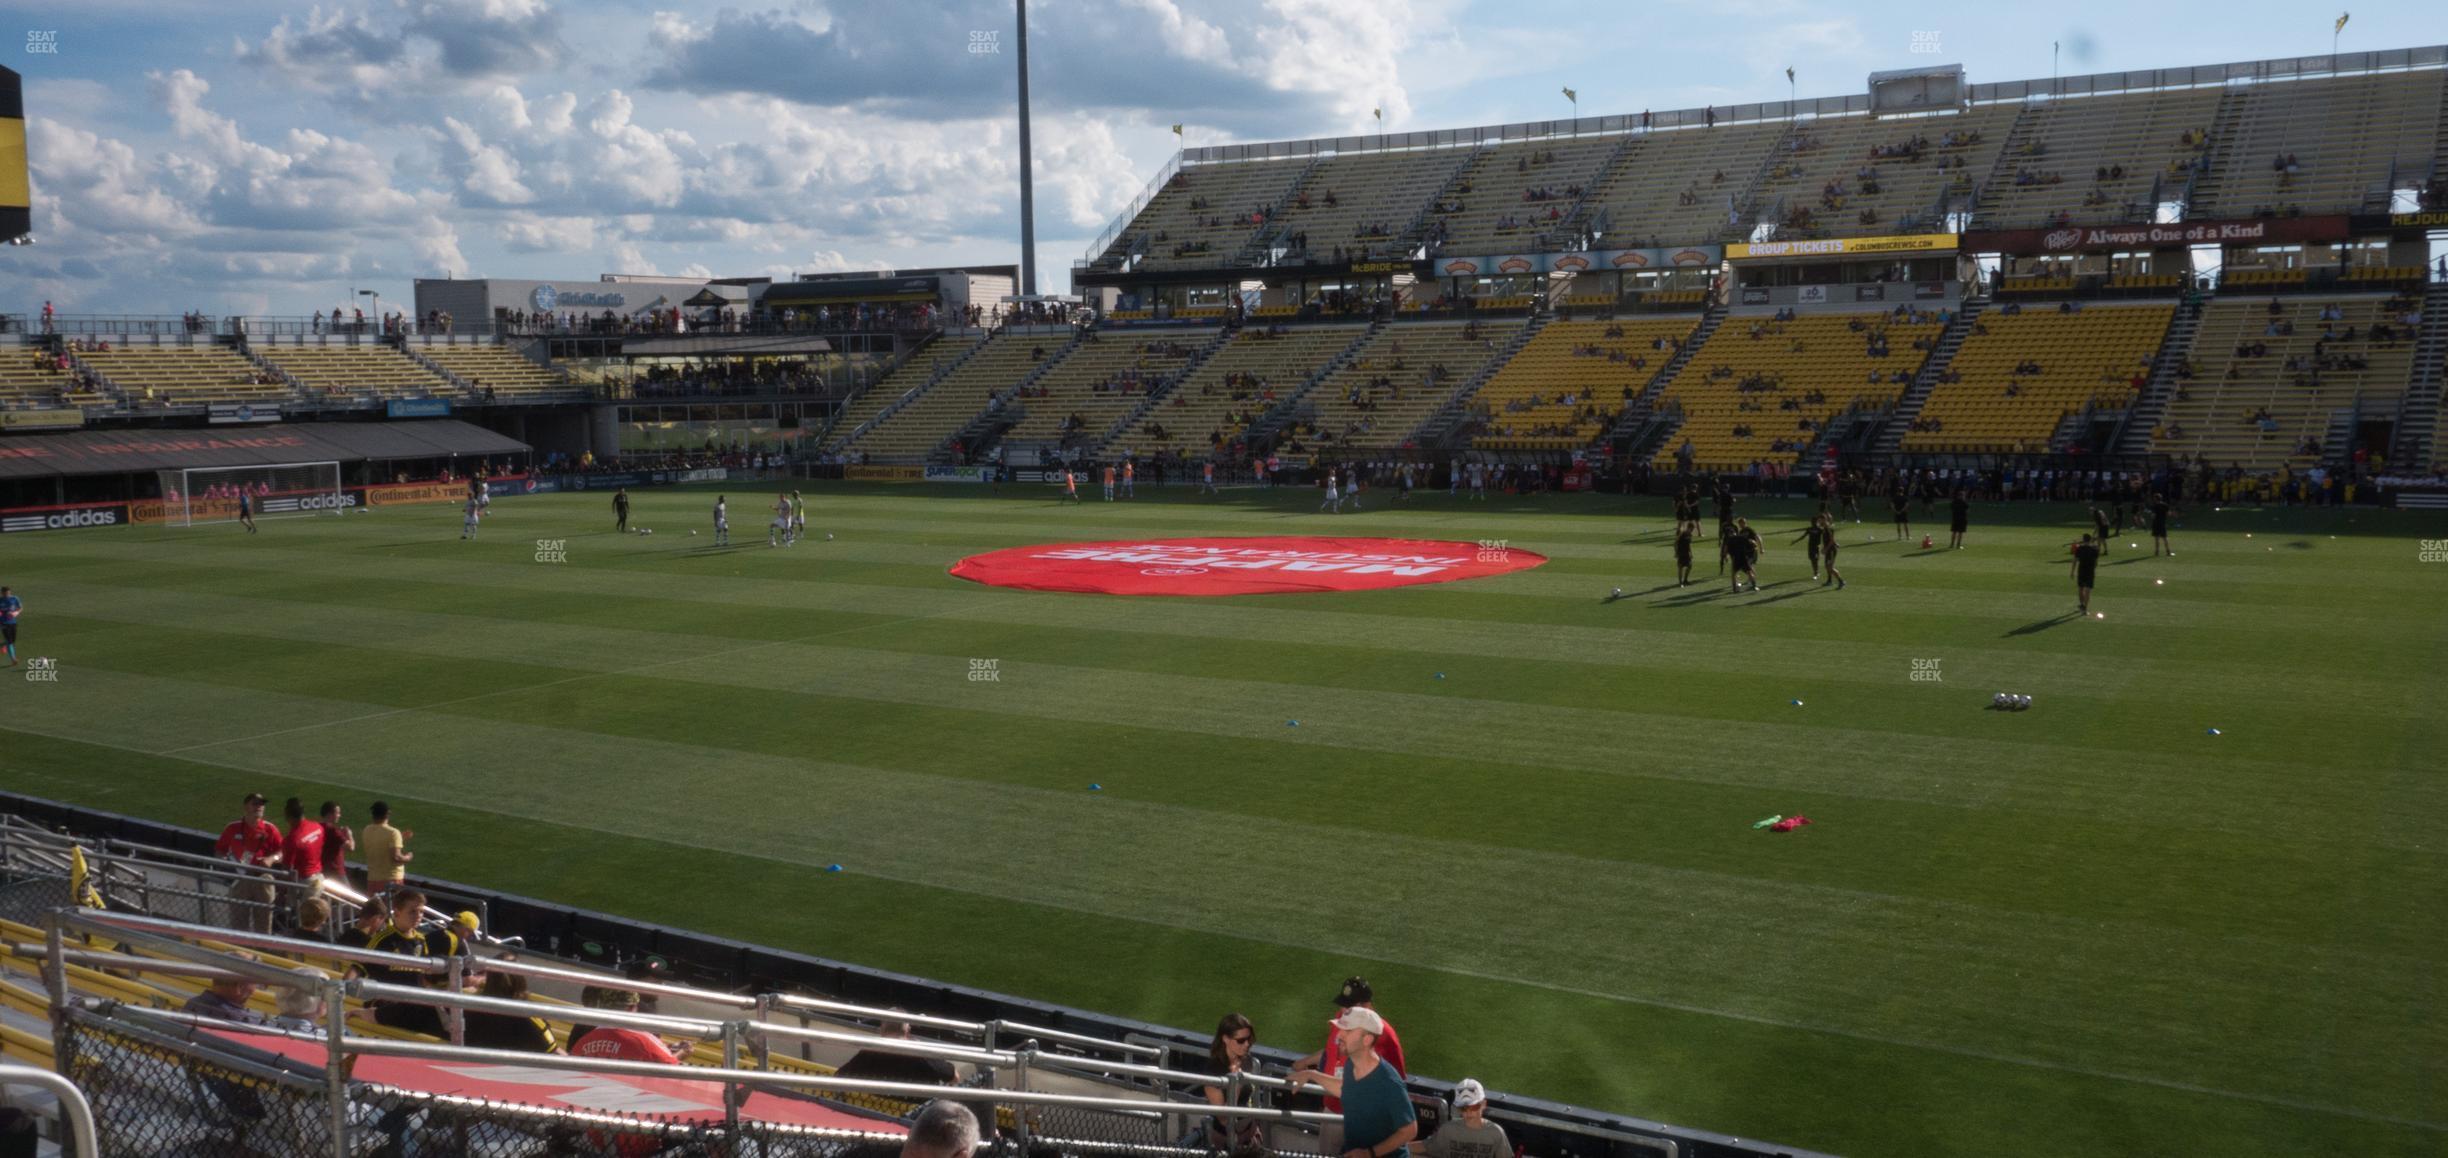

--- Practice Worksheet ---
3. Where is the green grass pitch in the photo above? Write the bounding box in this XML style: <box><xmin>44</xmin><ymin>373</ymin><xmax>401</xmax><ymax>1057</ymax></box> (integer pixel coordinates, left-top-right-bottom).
<box><xmin>3</xmin><ymin>481</ymin><xmax>2443</xmax><ymax>1157</ymax></box>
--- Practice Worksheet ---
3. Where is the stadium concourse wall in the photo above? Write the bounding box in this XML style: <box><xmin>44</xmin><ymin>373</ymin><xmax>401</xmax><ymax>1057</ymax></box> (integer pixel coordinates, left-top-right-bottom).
<box><xmin>0</xmin><ymin>793</ymin><xmax>1822</xmax><ymax>1158</ymax></box>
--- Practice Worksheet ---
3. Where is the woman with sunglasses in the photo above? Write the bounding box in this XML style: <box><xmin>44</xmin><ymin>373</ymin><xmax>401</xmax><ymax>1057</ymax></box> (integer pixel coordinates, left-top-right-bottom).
<box><xmin>1197</xmin><ymin>1013</ymin><xmax>1267</xmax><ymax>1150</ymax></box>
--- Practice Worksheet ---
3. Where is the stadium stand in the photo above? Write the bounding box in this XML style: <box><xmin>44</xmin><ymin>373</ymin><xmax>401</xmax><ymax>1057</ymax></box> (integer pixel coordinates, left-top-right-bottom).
<box><xmin>1972</xmin><ymin>88</ymin><xmax>2226</xmax><ymax>228</ymax></box>
<box><xmin>823</xmin><ymin>332</ymin><xmax>988</xmax><ymax>446</ymax></box>
<box><xmin>844</xmin><ymin>332</ymin><xmax>1052</xmax><ymax>459</ymax></box>
<box><xmin>2187</xmin><ymin>70</ymin><xmax>2446</xmax><ymax>218</ymax></box>
<box><xmin>1294</xmin><ymin>319</ymin><xmax>1528</xmax><ymax>451</ymax></box>
<box><xmin>1000</xmin><ymin>329</ymin><xmax>1211</xmax><ymax>446</ymax></box>
<box><xmin>257</xmin><ymin>345</ymin><xmax>454</xmax><ymax>401</ymax></box>
<box><xmin>1107</xmin><ymin>325</ymin><xmax>1368</xmax><ymax>457</ymax></box>
<box><xmin>1654</xmin><ymin>310</ymin><xmax>1945</xmax><ymax>471</ymax></box>
<box><xmin>71</xmin><ymin>346</ymin><xmax>293</xmax><ymax>407</ymax></box>
<box><xmin>0</xmin><ymin>349</ymin><xmax>78</xmax><ymax>409</ymax></box>
<box><xmin>1903</xmin><ymin>304</ymin><xmax>2176</xmax><ymax>453</ymax></box>
<box><xmin>1265</xmin><ymin>151</ymin><xmax>1473</xmax><ymax>264</ymax></box>
<box><xmin>2152</xmin><ymin>294</ymin><xmax>2421</xmax><ymax>468</ymax></box>
<box><xmin>1567</xmin><ymin>121</ymin><xmax>1789</xmax><ymax>246</ymax></box>
<box><xmin>1101</xmin><ymin>158</ymin><xmax>1307</xmax><ymax>271</ymax></box>
<box><xmin>1430</xmin><ymin>137</ymin><xmax>1620</xmax><ymax>255</ymax></box>
<box><xmin>1746</xmin><ymin>107</ymin><xmax>2017</xmax><ymax>237</ymax></box>
<box><xmin>415</xmin><ymin>343</ymin><xmax>572</xmax><ymax>398</ymax></box>
<box><xmin>1466</xmin><ymin>317</ymin><xmax>1698</xmax><ymax>450</ymax></box>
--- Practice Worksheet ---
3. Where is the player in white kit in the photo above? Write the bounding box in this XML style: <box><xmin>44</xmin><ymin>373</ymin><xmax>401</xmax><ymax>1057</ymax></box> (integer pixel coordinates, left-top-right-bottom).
<box><xmin>460</xmin><ymin>498</ymin><xmax>481</xmax><ymax>540</ymax></box>
<box><xmin>790</xmin><ymin>491</ymin><xmax>808</xmax><ymax>544</ymax></box>
<box><xmin>1320</xmin><ymin>472</ymin><xmax>1342</xmax><ymax>513</ymax></box>
<box><xmin>769</xmin><ymin>493</ymin><xmax>791</xmax><ymax>547</ymax></box>
<box><xmin>713</xmin><ymin>496</ymin><xmax>730</xmax><ymax>546</ymax></box>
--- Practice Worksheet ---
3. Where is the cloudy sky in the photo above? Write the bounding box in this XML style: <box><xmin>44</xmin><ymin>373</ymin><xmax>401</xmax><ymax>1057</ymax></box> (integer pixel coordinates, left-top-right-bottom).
<box><xmin>1</xmin><ymin>0</ymin><xmax>2439</xmax><ymax>317</ymax></box>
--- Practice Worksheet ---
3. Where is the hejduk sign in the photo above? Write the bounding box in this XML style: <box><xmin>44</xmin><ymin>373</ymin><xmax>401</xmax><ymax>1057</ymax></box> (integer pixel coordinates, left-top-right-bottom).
<box><xmin>1964</xmin><ymin>215</ymin><xmax>2350</xmax><ymax>255</ymax></box>
<box><xmin>950</xmin><ymin>536</ymin><xmax>1548</xmax><ymax>596</ymax></box>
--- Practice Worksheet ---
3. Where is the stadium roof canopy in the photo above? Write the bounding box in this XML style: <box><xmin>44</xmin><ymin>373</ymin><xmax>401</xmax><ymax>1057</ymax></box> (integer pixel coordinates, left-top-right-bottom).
<box><xmin>0</xmin><ymin>419</ymin><xmax>527</xmax><ymax>478</ymax></box>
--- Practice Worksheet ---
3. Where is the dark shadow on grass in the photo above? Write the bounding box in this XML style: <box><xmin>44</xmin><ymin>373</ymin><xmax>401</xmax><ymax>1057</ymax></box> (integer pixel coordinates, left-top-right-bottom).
<box><xmin>2004</xmin><ymin>611</ymin><xmax>2081</xmax><ymax>636</ymax></box>
<box><xmin>1746</xmin><ymin>584</ymin><xmax>1826</xmax><ymax>606</ymax></box>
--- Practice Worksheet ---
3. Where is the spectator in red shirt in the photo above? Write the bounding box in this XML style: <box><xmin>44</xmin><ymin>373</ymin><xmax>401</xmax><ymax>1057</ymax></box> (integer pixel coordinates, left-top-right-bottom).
<box><xmin>280</xmin><ymin>798</ymin><xmax>326</xmax><ymax>885</ymax></box>
<box><xmin>214</xmin><ymin>792</ymin><xmax>286</xmax><ymax>933</ymax></box>
<box><xmin>1294</xmin><ymin>977</ymin><xmax>1406</xmax><ymax>1115</ymax></box>
<box><xmin>316</xmin><ymin>800</ymin><xmax>355</xmax><ymax>885</ymax></box>
<box><xmin>570</xmin><ymin>986</ymin><xmax>682</xmax><ymax>1065</ymax></box>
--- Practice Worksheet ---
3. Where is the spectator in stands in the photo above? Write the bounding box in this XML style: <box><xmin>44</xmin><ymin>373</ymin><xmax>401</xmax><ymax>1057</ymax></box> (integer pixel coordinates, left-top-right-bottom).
<box><xmin>215</xmin><ymin>792</ymin><xmax>287</xmax><ymax>934</ymax></box>
<box><xmin>1293</xmin><ymin>976</ymin><xmax>1407</xmax><ymax>1123</ymax></box>
<box><xmin>360</xmin><ymin>801</ymin><xmax>414</xmax><ymax>898</ymax></box>
<box><xmin>837</xmin><ymin>1017</ymin><xmax>958</xmax><ymax>1085</ymax></box>
<box><xmin>280</xmin><ymin>797</ymin><xmax>325</xmax><ymax>885</ymax></box>
<box><xmin>460</xmin><ymin>961</ymin><xmax>560</xmax><ymax>1053</ymax></box>
<box><xmin>902</xmin><ymin>1100</ymin><xmax>981</xmax><ymax>1158</ymax></box>
<box><xmin>183</xmin><ymin>953</ymin><xmax>270</xmax><ymax>1025</ymax></box>
<box><xmin>1195</xmin><ymin>1013</ymin><xmax>1267</xmax><ymax>1150</ymax></box>
<box><xmin>296</xmin><ymin>895</ymin><xmax>331</xmax><ymax>939</ymax></box>
<box><xmin>1417</xmin><ymin>1079</ymin><xmax>1509</xmax><ymax>1158</ymax></box>
<box><xmin>1293</xmin><ymin>1007</ymin><xmax>1416</xmax><ymax>1158</ymax></box>
<box><xmin>316</xmin><ymin>801</ymin><xmax>355</xmax><ymax>885</ymax></box>
<box><xmin>571</xmin><ymin>985</ymin><xmax>682</xmax><ymax>1063</ymax></box>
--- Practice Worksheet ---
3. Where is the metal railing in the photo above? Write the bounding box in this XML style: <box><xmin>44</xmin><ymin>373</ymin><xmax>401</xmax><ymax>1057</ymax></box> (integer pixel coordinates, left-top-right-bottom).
<box><xmin>0</xmin><ymin>1063</ymin><xmax>100</xmax><ymax>1158</ymax></box>
<box><xmin>44</xmin><ymin>908</ymin><xmax>1347</xmax><ymax>1158</ymax></box>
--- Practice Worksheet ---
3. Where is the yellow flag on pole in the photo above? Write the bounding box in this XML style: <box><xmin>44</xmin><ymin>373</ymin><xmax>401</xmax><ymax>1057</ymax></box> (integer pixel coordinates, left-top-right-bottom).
<box><xmin>2335</xmin><ymin>12</ymin><xmax>2349</xmax><ymax>34</ymax></box>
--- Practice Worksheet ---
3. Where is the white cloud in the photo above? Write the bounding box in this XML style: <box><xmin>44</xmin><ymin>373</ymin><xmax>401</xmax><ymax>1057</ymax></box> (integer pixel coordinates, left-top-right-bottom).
<box><xmin>498</xmin><ymin>213</ymin><xmax>598</xmax><ymax>252</ymax></box>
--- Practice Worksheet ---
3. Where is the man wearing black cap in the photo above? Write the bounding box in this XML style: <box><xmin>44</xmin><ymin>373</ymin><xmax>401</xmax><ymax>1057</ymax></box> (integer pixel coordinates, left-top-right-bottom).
<box><xmin>213</xmin><ymin>793</ymin><xmax>285</xmax><ymax>933</ymax></box>
<box><xmin>1293</xmin><ymin>977</ymin><xmax>1407</xmax><ymax>1115</ymax></box>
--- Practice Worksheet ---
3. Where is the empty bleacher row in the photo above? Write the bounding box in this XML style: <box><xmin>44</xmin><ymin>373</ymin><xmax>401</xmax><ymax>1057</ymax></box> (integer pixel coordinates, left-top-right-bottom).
<box><xmin>1091</xmin><ymin>67</ymin><xmax>2445</xmax><ymax>271</ymax></box>
<box><xmin>841</xmin><ymin>332</ymin><xmax>1059</xmax><ymax>458</ymax></box>
<box><xmin>0</xmin><ymin>340</ymin><xmax>577</xmax><ymax>412</ymax></box>
<box><xmin>1904</xmin><ymin>304</ymin><xmax>2175</xmax><ymax>453</ymax></box>
<box><xmin>259</xmin><ymin>345</ymin><xmax>455</xmax><ymax>400</ymax></box>
<box><xmin>1001</xmin><ymin>330</ymin><xmax>1207</xmax><ymax>446</ymax></box>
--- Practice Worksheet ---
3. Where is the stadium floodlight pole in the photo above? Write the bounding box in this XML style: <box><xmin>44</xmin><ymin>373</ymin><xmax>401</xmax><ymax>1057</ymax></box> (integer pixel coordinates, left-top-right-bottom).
<box><xmin>1016</xmin><ymin>0</ymin><xmax>1037</xmax><ymax>298</ymax></box>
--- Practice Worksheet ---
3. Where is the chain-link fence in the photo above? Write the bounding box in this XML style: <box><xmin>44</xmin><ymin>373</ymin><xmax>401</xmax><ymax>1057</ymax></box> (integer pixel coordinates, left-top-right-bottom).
<box><xmin>59</xmin><ymin>1007</ymin><xmax>341</xmax><ymax>1158</ymax></box>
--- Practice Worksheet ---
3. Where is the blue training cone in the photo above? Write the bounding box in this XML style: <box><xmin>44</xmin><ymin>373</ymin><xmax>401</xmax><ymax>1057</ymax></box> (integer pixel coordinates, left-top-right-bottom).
<box><xmin>826</xmin><ymin>864</ymin><xmax>844</xmax><ymax>873</ymax></box>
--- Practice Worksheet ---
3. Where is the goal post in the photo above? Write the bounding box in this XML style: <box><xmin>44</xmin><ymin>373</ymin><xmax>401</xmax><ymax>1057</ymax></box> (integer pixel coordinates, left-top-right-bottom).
<box><xmin>156</xmin><ymin>462</ymin><xmax>348</xmax><ymax>526</ymax></box>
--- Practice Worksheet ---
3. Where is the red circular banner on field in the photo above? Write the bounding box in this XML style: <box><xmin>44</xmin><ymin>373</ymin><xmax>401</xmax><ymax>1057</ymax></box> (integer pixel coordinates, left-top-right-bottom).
<box><xmin>950</xmin><ymin>536</ymin><xmax>1547</xmax><ymax>596</ymax></box>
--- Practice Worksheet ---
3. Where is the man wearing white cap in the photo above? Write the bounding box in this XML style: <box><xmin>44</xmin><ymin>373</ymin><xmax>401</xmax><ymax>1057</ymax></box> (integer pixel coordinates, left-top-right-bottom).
<box><xmin>1419</xmin><ymin>1080</ymin><xmax>1509</xmax><ymax>1158</ymax></box>
<box><xmin>1291</xmin><ymin>1006</ymin><xmax>1416</xmax><ymax>1158</ymax></box>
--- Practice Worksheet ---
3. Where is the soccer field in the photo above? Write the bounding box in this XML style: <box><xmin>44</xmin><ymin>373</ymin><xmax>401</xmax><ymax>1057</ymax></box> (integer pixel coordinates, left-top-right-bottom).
<box><xmin>4</xmin><ymin>482</ymin><xmax>2444</xmax><ymax>1157</ymax></box>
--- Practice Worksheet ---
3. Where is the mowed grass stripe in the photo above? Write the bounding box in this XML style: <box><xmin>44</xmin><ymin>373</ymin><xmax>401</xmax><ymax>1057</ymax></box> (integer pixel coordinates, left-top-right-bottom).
<box><xmin>10</xmin><ymin>729</ymin><xmax>2439</xmax><ymax>1158</ymax></box>
<box><xmin>7</xmin><ymin>684</ymin><xmax>2441</xmax><ymax>1126</ymax></box>
<box><xmin>28</xmin><ymin>616</ymin><xmax>2447</xmax><ymax>964</ymax></box>
<box><xmin>32</xmin><ymin>596</ymin><xmax>2448</xmax><ymax>855</ymax></box>
<box><xmin>24</xmin><ymin>535</ymin><xmax>2443</xmax><ymax>695</ymax></box>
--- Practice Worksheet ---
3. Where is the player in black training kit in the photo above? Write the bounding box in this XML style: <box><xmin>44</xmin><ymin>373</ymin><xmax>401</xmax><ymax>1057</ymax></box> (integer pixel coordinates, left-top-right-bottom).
<box><xmin>1727</xmin><ymin>518</ymin><xmax>1763</xmax><ymax>592</ymax></box>
<box><xmin>1838</xmin><ymin>471</ymin><xmax>1862</xmax><ymax>522</ymax></box>
<box><xmin>1673</xmin><ymin>519</ymin><xmax>1695</xmax><ymax>586</ymax></box>
<box><xmin>613</xmin><ymin>487</ymin><xmax>630</xmax><ymax>533</ymax></box>
<box><xmin>1820</xmin><ymin>515</ymin><xmax>1845</xmax><ymax>588</ymax></box>
<box><xmin>2150</xmin><ymin>496</ymin><xmax>2174</xmax><ymax>556</ymax></box>
<box><xmin>1948</xmin><ymin>490</ymin><xmax>1970</xmax><ymax>550</ymax></box>
<box><xmin>1798</xmin><ymin>512</ymin><xmax>1827</xmax><ymax>580</ymax></box>
<box><xmin>2071</xmin><ymin>533</ymin><xmax>2102</xmax><ymax>613</ymax></box>
<box><xmin>2090</xmin><ymin>504</ymin><xmax>2113</xmax><ymax>554</ymax></box>
<box><xmin>1890</xmin><ymin>485</ymin><xmax>1911</xmax><ymax>543</ymax></box>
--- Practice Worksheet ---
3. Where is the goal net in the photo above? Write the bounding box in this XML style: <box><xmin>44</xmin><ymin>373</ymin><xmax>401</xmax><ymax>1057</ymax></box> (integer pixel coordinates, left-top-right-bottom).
<box><xmin>156</xmin><ymin>462</ymin><xmax>348</xmax><ymax>526</ymax></box>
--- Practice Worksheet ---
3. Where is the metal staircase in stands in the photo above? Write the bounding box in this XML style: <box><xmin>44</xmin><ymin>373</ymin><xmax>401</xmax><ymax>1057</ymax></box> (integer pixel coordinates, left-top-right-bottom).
<box><xmin>1246</xmin><ymin>322</ymin><xmax>1383</xmax><ymax>444</ymax></box>
<box><xmin>1412</xmin><ymin>313</ymin><xmax>1548</xmax><ymax>448</ymax></box>
<box><xmin>1235</xmin><ymin>157</ymin><xmax>1326</xmax><ymax>267</ymax></box>
<box><xmin>1401</xmin><ymin>146</ymin><xmax>1485</xmax><ymax>260</ymax></box>
<box><xmin>2111</xmin><ymin>296</ymin><xmax>2210</xmax><ymax>454</ymax></box>
<box><xmin>2386</xmin><ymin>279</ymin><xmax>2448</xmax><ymax>469</ymax></box>
<box><xmin>1600</xmin><ymin>302</ymin><xmax>1726</xmax><ymax>451</ymax></box>
<box><xmin>931</xmin><ymin>327</ymin><xmax>1089</xmax><ymax>462</ymax></box>
<box><xmin>1539</xmin><ymin>133</ymin><xmax>1639</xmax><ymax>253</ymax></box>
<box><xmin>2181</xmin><ymin>86</ymin><xmax>2257</xmax><ymax>218</ymax></box>
<box><xmin>1870</xmin><ymin>299</ymin><xmax>1987</xmax><ymax>454</ymax></box>
<box><xmin>1091</xmin><ymin>324</ymin><xmax>1236</xmax><ymax>456</ymax></box>
<box><xmin>829</xmin><ymin>330</ymin><xmax>996</xmax><ymax>453</ymax></box>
